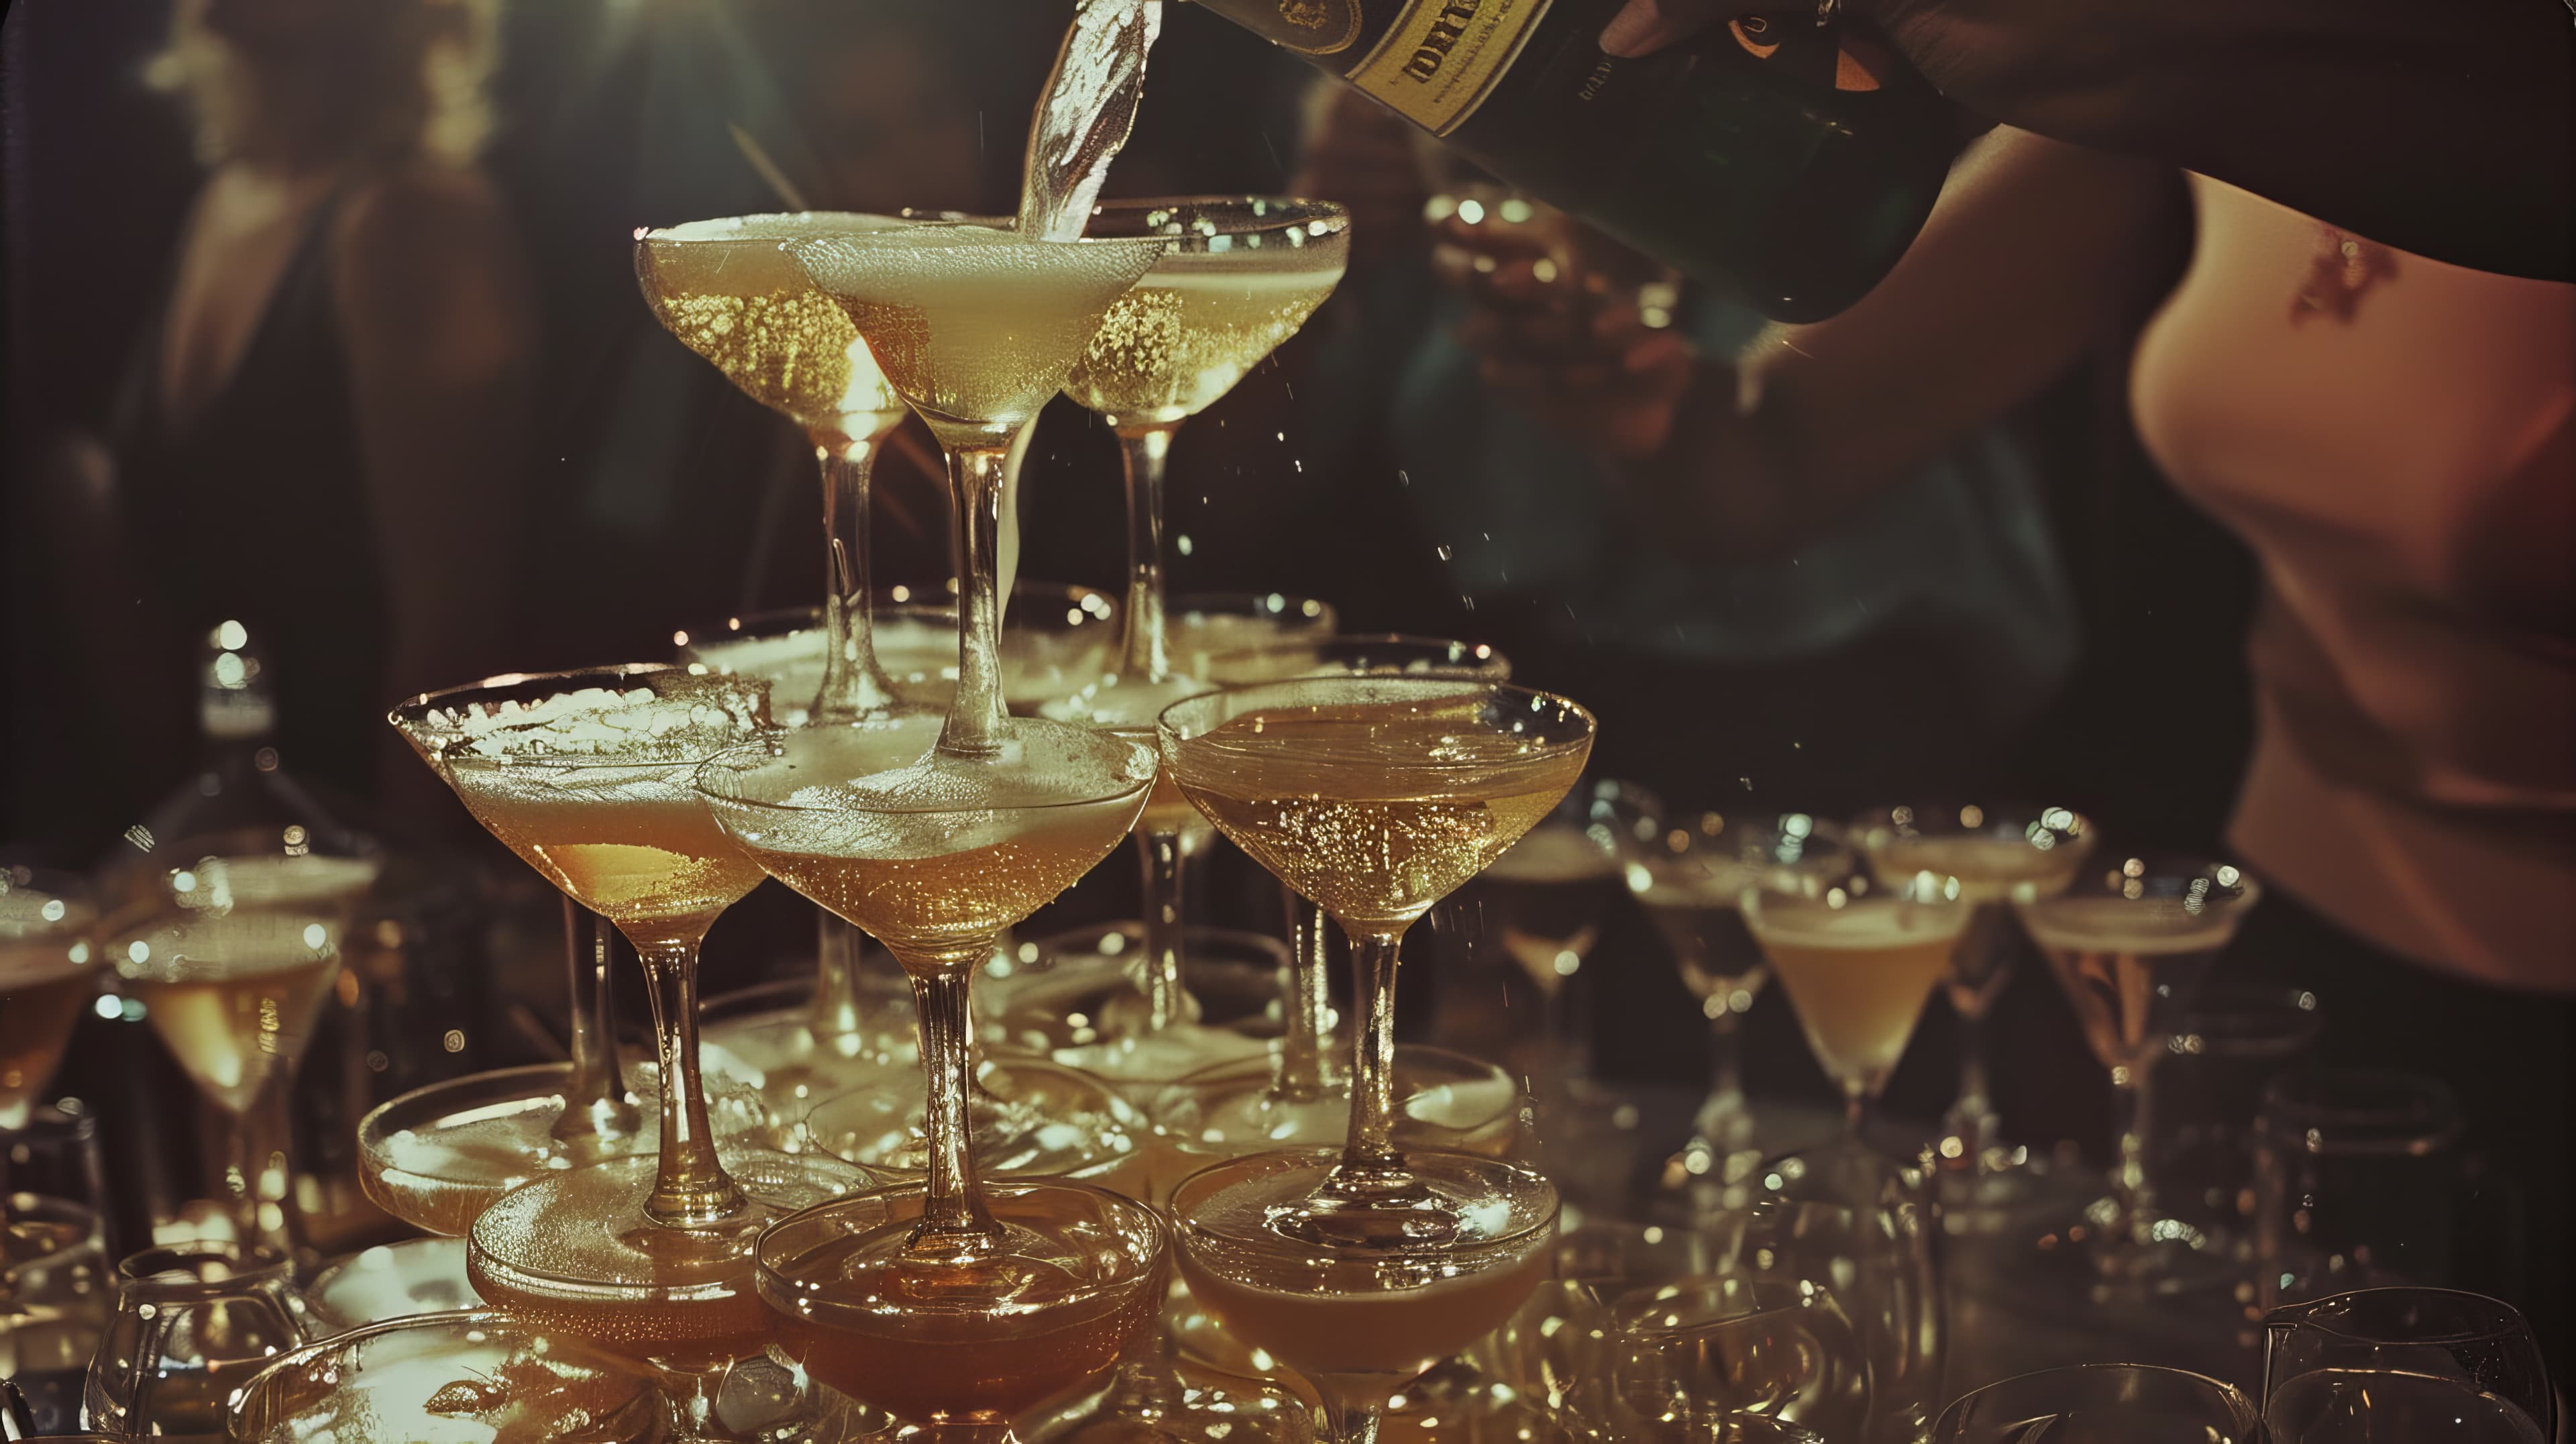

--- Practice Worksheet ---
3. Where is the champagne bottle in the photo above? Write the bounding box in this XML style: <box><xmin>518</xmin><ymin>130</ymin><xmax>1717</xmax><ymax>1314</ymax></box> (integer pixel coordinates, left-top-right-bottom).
<box><xmin>1197</xmin><ymin>0</ymin><xmax>1956</xmax><ymax>320</ymax></box>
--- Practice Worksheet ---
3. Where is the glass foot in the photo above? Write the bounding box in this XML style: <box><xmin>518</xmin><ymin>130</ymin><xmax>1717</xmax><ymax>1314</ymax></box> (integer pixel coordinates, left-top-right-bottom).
<box><xmin>802</xmin><ymin>1059</ymin><xmax>1148</xmax><ymax>1196</ymax></box>
<box><xmin>358</xmin><ymin>1063</ymin><xmax>657</xmax><ymax>1237</ymax></box>
<box><xmin>466</xmin><ymin>1151</ymin><xmax>871</xmax><ymax>1370</ymax></box>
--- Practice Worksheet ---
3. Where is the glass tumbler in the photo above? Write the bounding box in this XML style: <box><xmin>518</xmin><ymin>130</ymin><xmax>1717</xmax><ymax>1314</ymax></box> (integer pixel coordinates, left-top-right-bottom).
<box><xmin>2</xmin><ymin>1193</ymin><xmax>109</xmax><ymax>1436</ymax></box>
<box><xmin>84</xmin><ymin>1241</ymin><xmax>315</xmax><ymax>1441</ymax></box>
<box><xmin>2261</xmin><ymin>1286</ymin><xmax>2555</xmax><ymax>1443</ymax></box>
<box><xmin>1932</xmin><ymin>1363</ymin><xmax>2261</xmax><ymax>1442</ymax></box>
<box><xmin>2253</xmin><ymin>1070</ymin><xmax>2504</xmax><ymax>1309</ymax></box>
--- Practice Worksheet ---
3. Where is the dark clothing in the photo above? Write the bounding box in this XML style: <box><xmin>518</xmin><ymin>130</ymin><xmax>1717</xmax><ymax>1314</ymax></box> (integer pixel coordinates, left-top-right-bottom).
<box><xmin>2224</xmin><ymin>888</ymin><xmax>2574</xmax><ymax>1368</ymax></box>
<box><xmin>112</xmin><ymin>186</ymin><xmax>390</xmax><ymax>804</ymax></box>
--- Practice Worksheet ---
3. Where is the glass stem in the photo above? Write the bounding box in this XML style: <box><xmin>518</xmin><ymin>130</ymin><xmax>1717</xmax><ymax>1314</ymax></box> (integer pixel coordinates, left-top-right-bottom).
<box><xmin>906</xmin><ymin>966</ymin><xmax>1000</xmax><ymax>1257</ymax></box>
<box><xmin>1335</xmin><ymin>929</ymin><xmax>1408</xmax><ymax>1186</ymax></box>
<box><xmin>2110</xmin><ymin>1061</ymin><xmax>2154</xmax><ymax>1243</ymax></box>
<box><xmin>1136</xmin><ymin>827</ymin><xmax>1191</xmax><ymax>1031</ymax></box>
<box><xmin>1707</xmin><ymin>1004</ymin><xmax>1746</xmax><ymax>1111</ymax></box>
<box><xmin>630</xmin><ymin>934</ymin><xmax>745</xmax><ymax>1227</ymax></box>
<box><xmin>1311</xmin><ymin>1376</ymin><xmax>1390</xmax><ymax>1444</ymax></box>
<box><xmin>1117</xmin><ymin>427</ymin><xmax>1175</xmax><ymax>682</ymax></box>
<box><xmin>809</xmin><ymin>913</ymin><xmax>865</xmax><ymax>1039</ymax></box>
<box><xmin>229</xmin><ymin>1079</ymin><xmax>302</xmax><ymax>1257</ymax></box>
<box><xmin>813</xmin><ymin>440</ymin><xmax>901</xmax><ymax>723</ymax></box>
<box><xmin>557</xmin><ymin>900</ymin><xmax>635</xmax><ymax>1145</ymax></box>
<box><xmin>1844</xmin><ymin>1084</ymin><xmax>1870</xmax><ymax>1140</ymax></box>
<box><xmin>939</xmin><ymin>440</ymin><xmax>1015</xmax><ymax>759</ymax></box>
<box><xmin>1275</xmin><ymin>892</ymin><xmax>1334</xmax><ymax>1101</ymax></box>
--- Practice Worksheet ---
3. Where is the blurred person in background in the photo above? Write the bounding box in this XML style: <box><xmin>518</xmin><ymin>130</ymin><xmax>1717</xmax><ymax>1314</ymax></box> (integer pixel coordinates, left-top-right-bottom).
<box><xmin>1452</xmin><ymin>108</ymin><xmax>2573</xmax><ymax>1344</ymax></box>
<box><xmin>36</xmin><ymin>0</ymin><xmax>533</xmax><ymax>831</ymax></box>
<box><xmin>1288</xmin><ymin>89</ymin><xmax>2078</xmax><ymax>815</ymax></box>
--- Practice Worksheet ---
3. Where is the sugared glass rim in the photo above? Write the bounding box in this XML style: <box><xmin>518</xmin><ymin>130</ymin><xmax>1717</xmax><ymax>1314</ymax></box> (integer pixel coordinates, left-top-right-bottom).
<box><xmin>692</xmin><ymin>721</ymin><xmax>1155</xmax><ymax>819</ymax></box>
<box><xmin>635</xmin><ymin>209</ymin><xmax>915</xmax><ymax>249</ymax></box>
<box><xmin>1155</xmin><ymin>676</ymin><xmax>1595</xmax><ymax>772</ymax></box>
<box><xmin>390</xmin><ymin>664</ymin><xmax>771</xmax><ymax>776</ymax></box>
<box><xmin>751</xmin><ymin>1177</ymin><xmax>1167</xmax><ymax>1315</ymax></box>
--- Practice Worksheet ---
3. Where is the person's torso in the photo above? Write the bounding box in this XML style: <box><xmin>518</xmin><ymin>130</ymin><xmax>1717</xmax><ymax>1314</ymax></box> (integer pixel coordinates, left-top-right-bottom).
<box><xmin>2130</xmin><ymin>173</ymin><xmax>2576</xmax><ymax>988</ymax></box>
<box><xmin>113</xmin><ymin>170</ymin><xmax>390</xmax><ymax>802</ymax></box>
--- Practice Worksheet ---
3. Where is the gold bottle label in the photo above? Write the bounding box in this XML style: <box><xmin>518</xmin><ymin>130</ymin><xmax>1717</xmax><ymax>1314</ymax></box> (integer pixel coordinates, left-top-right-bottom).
<box><xmin>1345</xmin><ymin>0</ymin><xmax>1554</xmax><ymax>135</ymax></box>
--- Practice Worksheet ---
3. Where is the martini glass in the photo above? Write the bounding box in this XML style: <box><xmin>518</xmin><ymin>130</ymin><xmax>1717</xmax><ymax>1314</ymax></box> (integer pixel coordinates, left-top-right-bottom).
<box><xmin>1609</xmin><ymin>799</ymin><xmax>1854</xmax><ymax>1188</ymax></box>
<box><xmin>1743</xmin><ymin>860</ymin><xmax>1970</xmax><ymax>1150</ymax></box>
<box><xmin>698</xmin><ymin>721</ymin><xmax>1161</xmax><ymax>1425</ymax></box>
<box><xmin>1851</xmin><ymin>803</ymin><xmax>2094</xmax><ymax>1174</ymax></box>
<box><xmin>108</xmin><ymin>905</ymin><xmax>343</xmax><ymax>1252</ymax></box>
<box><xmin>1</xmin><ymin>871</ymin><xmax>99</xmax><ymax>1196</ymax></box>
<box><xmin>1157</xmin><ymin>676</ymin><xmax>1591</xmax><ymax>1443</ymax></box>
<box><xmin>389</xmin><ymin>666</ymin><xmax>871</xmax><ymax>1436</ymax></box>
<box><xmin>2015</xmin><ymin>856</ymin><xmax>2261</xmax><ymax>1288</ymax></box>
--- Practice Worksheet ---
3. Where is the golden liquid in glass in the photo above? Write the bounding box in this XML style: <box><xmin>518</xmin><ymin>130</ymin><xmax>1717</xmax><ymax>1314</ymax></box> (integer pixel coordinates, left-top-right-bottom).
<box><xmin>1170</xmin><ymin>703</ymin><xmax>1588</xmax><ymax>930</ymax></box>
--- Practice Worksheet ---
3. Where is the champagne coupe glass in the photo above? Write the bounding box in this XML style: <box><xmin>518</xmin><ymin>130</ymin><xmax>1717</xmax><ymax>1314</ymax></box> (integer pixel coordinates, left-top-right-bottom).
<box><xmin>1931</xmin><ymin>1363</ymin><xmax>2261</xmax><ymax>1443</ymax></box>
<box><xmin>225</xmin><ymin>1308</ymin><xmax>682</xmax><ymax>1443</ymax></box>
<box><xmin>1189</xmin><ymin>636</ymin><xmax>1519</xmax><ymax>1168</ymax></box>
<box><xmin>1610</xmin><ymin>801</ymin><xmax>1851</xmax><ymax>1184</ymax></box>
<box><xmin>700</xmin><ymin>723</ymin><xmax>1161</xmax><ymax>1425</ymax></box>
<box><xmin>1041</xmin><ymin>195</ymin><xmax>1346</xmax><ymax>1102</ymax></box>
<box><xmin>2014</xmin><ymin>855</ymin><xmax>2261</xmax><ymax>1288</ymax></box>
<box><xmin>1157</xmin><ymin>675</ymin><xmax>1593</xmax><ymax>1444</ymax></box>
<box><xmin>1</xmin><ymin>870</ymin><xmax>99</xmax><ymax>1201</ymax></box>
<box><xmin>2261</xmin><ymin>1287</ymin><xmax>2555</xmax><ymax>1443</ymax></box>
<box><xmin>637</xmin><ymin>213</ymin><xmax>924</xmax><ymax>727</ymax></box>
<box><xmin>107</xmin><ymin>906</ymin><xmax>343</xmax><ymax>1254</ymax></box>
<box><xmin>1743</xmin><ymin>862</ymin><xmax>1968</xmax><ymax>1152</ymax></box>
<box><xmin>1053</xmin><ymin>197</ymin><xmax>1348</xmax><ymax>723</ymax></box>
<box><xmin>1850</xmin><ymin>803</ymin><xmax>2094</xmax><ymax>1175</ymax></box>
<box><xmin>389</xmin><ymin>666</ymin><xmax>873</xmax><ymax>1437</ymax></box>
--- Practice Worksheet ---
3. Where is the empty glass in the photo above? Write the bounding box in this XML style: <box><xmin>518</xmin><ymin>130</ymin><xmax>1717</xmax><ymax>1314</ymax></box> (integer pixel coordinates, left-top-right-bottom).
<box><xmin>1931</xmin><ymin>1363</ymin><xmax>2261</xmax><ymax>1442</ymax></box>
<box><xmin>1609</xmin><ymin>1276</ymin><xmax>1870</xmax><ymax>1441</ymax></box>
<box><xmin>1</xmin><ymin>1193</ymin><xmax>108</xmax><ymax>1437</ymax></box>
<box><xmin>85</xmin><ymin>1241</ymin><xmax>315</xmax><ymax>1441</ymax></box>
<box><xmin>1712</xmin><ymin>1188</ymin><xmax>1941</xmax><ymax>1444</ymax></box>
<box><xmin>2254</xmin><ymin>1070</ymin><xmax>2483</xmax><ymax>1308</ymax></box>
<box><xmin>2153</xmin><ymin>985</ymin><xmax>2324</xmax><ymax>1247</ymax></box>
<box><xmin>2261</xmin><ymin>1288</ymin><xmax>2555</xmax><ymax>1443</ymax></box>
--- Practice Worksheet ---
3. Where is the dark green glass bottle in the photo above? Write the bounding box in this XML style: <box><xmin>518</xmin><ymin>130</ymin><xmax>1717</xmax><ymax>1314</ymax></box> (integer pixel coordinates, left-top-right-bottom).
<box><xmin>1195</xmin><ymin>0</ymin><xmax>1956</xmax><ymax>321</ymax></box>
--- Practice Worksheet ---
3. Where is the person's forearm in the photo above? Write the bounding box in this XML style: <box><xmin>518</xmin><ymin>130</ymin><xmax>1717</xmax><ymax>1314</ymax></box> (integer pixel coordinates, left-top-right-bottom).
<box><xmin>1873</xmin><ymin>0</ymin><xmax>2573</xmax><ymax>279</ymax></box>
<box><xmin>1631</xmin><ymin>127</ymin><xmax>2184</xmax><ymax>560</ymax></box>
